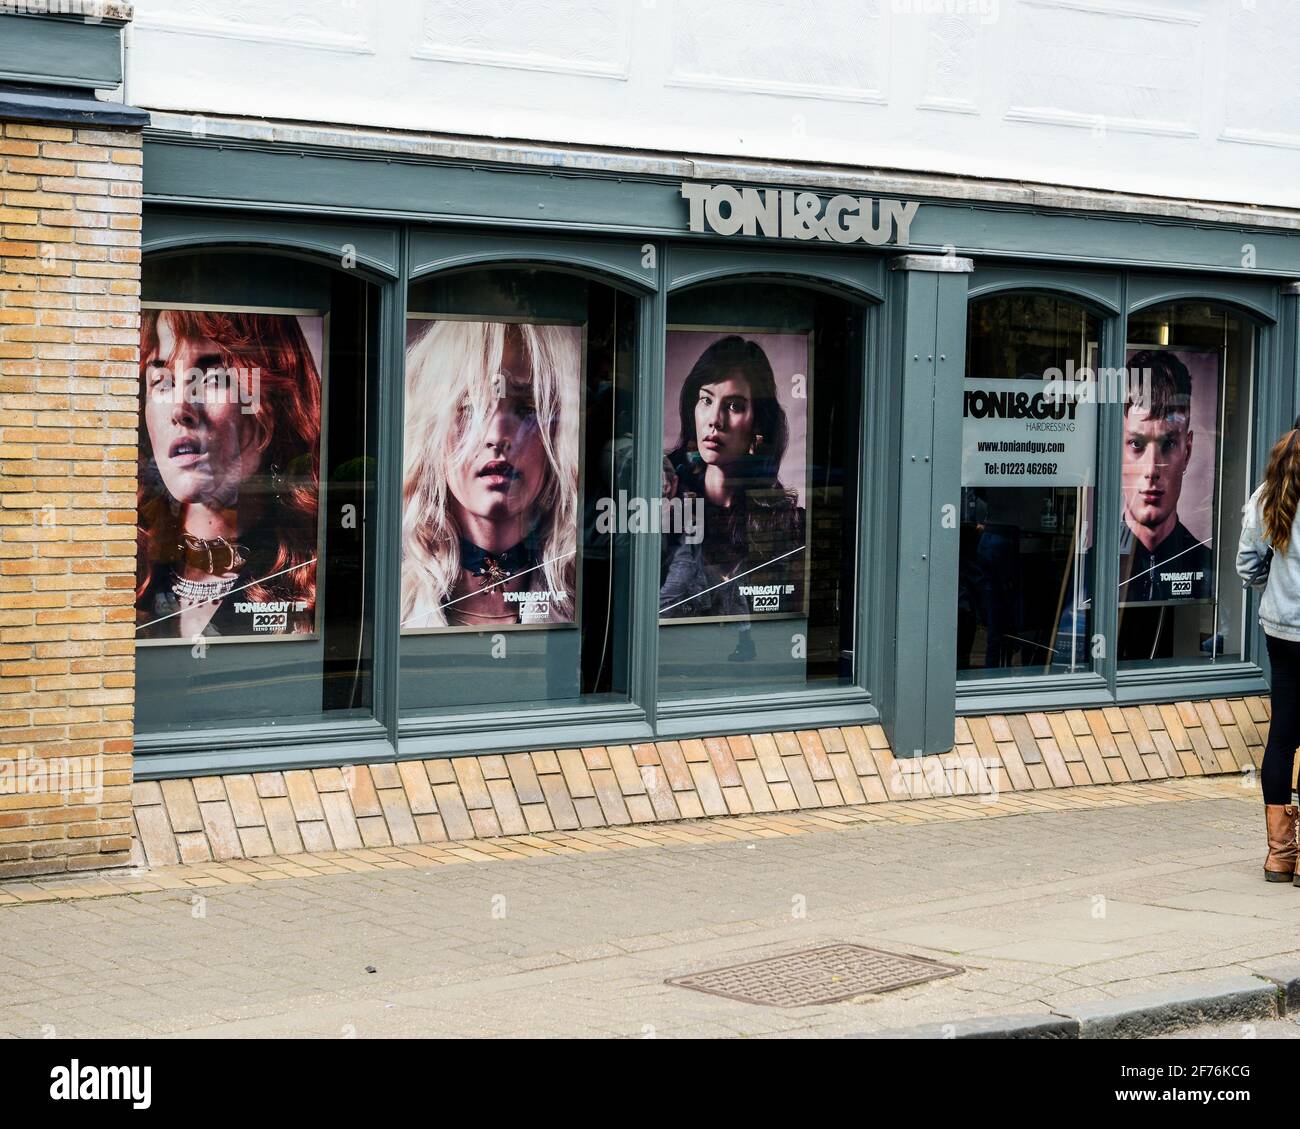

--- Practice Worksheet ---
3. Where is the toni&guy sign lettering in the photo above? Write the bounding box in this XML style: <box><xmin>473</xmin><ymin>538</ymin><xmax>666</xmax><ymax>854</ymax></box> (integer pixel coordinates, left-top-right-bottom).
<box><xmin>681</xmin><ymin>183</ymin><xmax>920</xmax><ymax>246</ymax></box>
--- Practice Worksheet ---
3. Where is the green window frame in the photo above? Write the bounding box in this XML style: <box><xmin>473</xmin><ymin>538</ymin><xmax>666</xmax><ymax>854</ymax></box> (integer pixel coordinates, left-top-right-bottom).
<box><xmin>955</xmin><ymin>265</ymin><xmax>1285</xmax><ymax>717</ymax></box>
<box><xmin>133</xmin><ymin>129</ymin><xmax>1300</xmax><ymax>773</ymax></box>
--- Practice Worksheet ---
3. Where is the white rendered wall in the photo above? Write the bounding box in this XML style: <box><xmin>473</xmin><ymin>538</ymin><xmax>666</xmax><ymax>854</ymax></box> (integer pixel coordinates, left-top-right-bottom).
<box><xmin>125</xmin><ymin>0</ymin><xmax>1300</xmax><ymax>209</ymax></box>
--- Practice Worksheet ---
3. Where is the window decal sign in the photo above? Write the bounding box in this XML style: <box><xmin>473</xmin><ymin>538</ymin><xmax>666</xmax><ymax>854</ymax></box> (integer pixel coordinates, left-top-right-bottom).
<box><xmin>961</xmin><ymin>378</ymin><xmax>1097</xmax><ymax>489</ymax></box>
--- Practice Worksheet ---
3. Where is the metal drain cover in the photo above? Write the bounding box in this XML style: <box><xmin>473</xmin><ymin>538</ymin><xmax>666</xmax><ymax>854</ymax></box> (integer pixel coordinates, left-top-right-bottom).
<box><xmin>667</xmin><ymin>943</ymin><xmax>962</xmax><ymax>1007</ymax></box>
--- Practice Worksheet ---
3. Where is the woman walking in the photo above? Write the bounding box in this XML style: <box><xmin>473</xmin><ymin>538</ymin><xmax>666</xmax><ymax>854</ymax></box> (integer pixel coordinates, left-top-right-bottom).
<box><xmin>1238</xmin><ymin>417</ymin><xmax>1300</xmax><ymax>883</ymax></box>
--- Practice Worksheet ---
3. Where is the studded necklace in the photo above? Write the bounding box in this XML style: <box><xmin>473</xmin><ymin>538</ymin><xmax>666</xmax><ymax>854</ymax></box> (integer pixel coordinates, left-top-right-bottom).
<box><xmin>458</xmin><ymin>534</ymin><xmax>539</xmax><ymax>590</ymax></box>
<box><xmin>171</xmin><ymin>572</ymin><xmax>238</xmax><ymax>605</ymax></box>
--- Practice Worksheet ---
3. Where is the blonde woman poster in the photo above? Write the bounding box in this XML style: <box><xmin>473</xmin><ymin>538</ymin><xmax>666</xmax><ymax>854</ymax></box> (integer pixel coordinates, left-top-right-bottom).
<box><xmin>401</xmin><ymin>317</ymin><xmax>582</xmax><ymax>630</ymax></box>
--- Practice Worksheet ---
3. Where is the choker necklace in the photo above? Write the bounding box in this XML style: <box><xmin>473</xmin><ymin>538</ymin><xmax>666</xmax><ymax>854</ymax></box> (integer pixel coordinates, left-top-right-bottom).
<box><xmin>171</xmin><ymin>572</ymin><xmax>238</xmax><ymax>605</ymax></box>
<box><xmin>459</xmin><ymin>535</ymin><xmax>538</xmax><ymax>590</ymax></box>
<box><xmin>177</xmin><ymin>534</ymin><xmax>248</xmax><ymax>576</ymax></box>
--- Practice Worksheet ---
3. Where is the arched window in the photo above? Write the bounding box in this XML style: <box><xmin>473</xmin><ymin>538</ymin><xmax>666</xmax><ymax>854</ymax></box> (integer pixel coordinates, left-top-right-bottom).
<box><xmin>658</xmin><ymin>279</ymin><xmax>866</xmax><ymax>699</ymax></box>
<box><xmin>1119</xmin><ymin>302</ymin><xmax>1258</xmax><ymax>667</ymax></box>
<box><xmin>135</xmin><ymin>249</ymin><xmax>380</xmax><ymax>734</ymax></box>
<box><xmin>399</xmin><ymin>266</ymin><xmax>640</xmax><ymax>716</ymax></box>
<box><xmin>959</xmin><ymin>292</ymin><xmax>1102</xmax><ymax>678</ymax></box>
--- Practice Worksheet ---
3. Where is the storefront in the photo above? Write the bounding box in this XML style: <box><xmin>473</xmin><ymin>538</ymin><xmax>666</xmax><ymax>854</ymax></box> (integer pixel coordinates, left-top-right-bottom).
<box><xmin>127</xmin><ymin>117</ymin><xmax>1298</xmax><ymax>772</ymax></box>
<box><xmin>3</xmin><ymin>5</ymin><xmax>1298</xmax><ymax>875</ymax></box>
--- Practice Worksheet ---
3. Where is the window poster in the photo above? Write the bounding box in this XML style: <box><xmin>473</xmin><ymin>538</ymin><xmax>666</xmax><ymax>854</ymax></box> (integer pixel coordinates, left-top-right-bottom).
<box><xmin>136</xmin><ymin>305</ymin><xmax>325</xmax><ymax>645</ymax></box>
<box><xmin>660</xmin><ymin>327</ymin><xmax>810</xmax><ymax>623</ymax></box>
<box><xmin>401</xmin><ymin>316</ymin><xmax>584</xmax><ymax>632</ymax></box>
<box><xmin>1118</xmin><ymin>347</ymin><xmax>1220</xmax><ymax>606</ymax></box>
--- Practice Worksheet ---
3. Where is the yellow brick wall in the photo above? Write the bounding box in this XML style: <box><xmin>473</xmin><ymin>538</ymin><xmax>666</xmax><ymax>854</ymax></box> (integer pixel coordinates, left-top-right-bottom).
<box><xmin>0</xmin><ymin>121</ymin><xmax>142</xmax><ymax>877</ymax></box>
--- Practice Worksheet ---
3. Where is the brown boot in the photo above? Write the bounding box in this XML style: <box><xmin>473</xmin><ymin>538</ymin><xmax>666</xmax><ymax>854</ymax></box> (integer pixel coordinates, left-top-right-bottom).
<box><xmin>1265</xmin><ymin>804</ymin><xmax>1299</xmax><ymax>882</ymax></box>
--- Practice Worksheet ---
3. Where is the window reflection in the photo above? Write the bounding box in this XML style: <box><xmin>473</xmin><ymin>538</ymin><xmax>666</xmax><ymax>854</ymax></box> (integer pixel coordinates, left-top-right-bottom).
<box><xmin>399</xmin><ymin>268</ymin><xmax>638</xmax><ymax>715</ymax></box>
<box><xmin>959</xmin><ymin>294</ymin><xmax>1099</xmax><ymax>678</ymax></box>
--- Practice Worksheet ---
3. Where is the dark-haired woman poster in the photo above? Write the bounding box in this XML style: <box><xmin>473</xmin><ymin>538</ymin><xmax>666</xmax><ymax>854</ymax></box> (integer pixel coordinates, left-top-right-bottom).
<box><xmin>659</xmin><ymin>333</ymin><xmax>806</xmax><ymax>625</ymax></box>
<box><xmin>135</xmin><ymin>308</ymin><xmax>322</xmax><ymax>641</ymax></box>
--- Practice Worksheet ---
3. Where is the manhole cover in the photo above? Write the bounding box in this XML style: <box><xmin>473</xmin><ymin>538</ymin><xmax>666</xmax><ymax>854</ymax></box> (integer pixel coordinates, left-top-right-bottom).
<box><xmin>667</xmin><ymin>943</ymin><xmax>962</xmax><ymax>1007</ymax></box>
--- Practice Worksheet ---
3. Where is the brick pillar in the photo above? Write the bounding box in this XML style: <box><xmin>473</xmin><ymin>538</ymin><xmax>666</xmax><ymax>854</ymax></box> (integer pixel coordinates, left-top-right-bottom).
<box><xmin>0</xmin><ymin>120</ymin><xmax>143</xmax><ymax>877</ymax></box>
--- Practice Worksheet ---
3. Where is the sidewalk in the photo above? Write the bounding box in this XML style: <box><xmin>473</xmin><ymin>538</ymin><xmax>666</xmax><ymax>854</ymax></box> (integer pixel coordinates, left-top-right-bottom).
<box><xmin>1</xmin><ymin>777</ymin><xmax>1297</xmax><ymax>1038</ymax></box>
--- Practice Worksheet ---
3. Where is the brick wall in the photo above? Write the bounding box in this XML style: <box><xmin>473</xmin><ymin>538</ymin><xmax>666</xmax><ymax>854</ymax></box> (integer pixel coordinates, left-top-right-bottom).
<box><xmin>0</xmin><ymin>121</ymin><xmax>142</xmax><ymax>878</ymax></box>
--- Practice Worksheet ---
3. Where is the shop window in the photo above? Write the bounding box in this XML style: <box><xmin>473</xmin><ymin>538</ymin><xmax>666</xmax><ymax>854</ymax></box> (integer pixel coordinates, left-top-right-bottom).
<box><xmin>399</xmin><ymin>268</ymin><xmax>637</xmax><ymax>715</ymax></box>
<box><xmin>658</xmin><ymin>282</ymin><xmax>863</xmax><ymax>699</ymax></box>
<box><xmin>959</xmin><ymin>293</ymin><xmax>1100</xmax><ymax>679</ymax></box>
<box><xmin>1118</xmin><ymin>303</ymin><xmax>1256</xmax><ymax>667</ymax></box>
<box><xmin>135</xmin><ymin>251</ymin><xmax>378</xmax><ymax>733</ymax></box>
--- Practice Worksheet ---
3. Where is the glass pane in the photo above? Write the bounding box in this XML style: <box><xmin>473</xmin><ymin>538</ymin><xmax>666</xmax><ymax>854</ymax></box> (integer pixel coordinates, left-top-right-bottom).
<box><xmin>399</xmin><ymin>268</ymin><xmax>636</xmax><ymax>714</ymax></box>
<box><xmin>135</xmin><ymin>252</ymin><xmax>377</xmax><ymax>733</ymax></box>
<box><xmin>959</xmin><ymin>293</ymin><xmax>1100</xmax><ymax>679</ymax></box>
<box><xmin>658</xmin><ymin>282</ymin><xmax>862</xmax><ymax>699</ymax></box>
<box><xmin>1119</xmin><ymin>303</ymin><xmax>1255</xmax><ymax>667</ymax></box>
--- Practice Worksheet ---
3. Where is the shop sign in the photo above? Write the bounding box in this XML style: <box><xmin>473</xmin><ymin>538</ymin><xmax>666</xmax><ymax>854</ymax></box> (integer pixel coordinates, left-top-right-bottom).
<box><xmin>681</xmin><ymin>183</ymin><xmax>920</xmax><ymax>246</ymax></box>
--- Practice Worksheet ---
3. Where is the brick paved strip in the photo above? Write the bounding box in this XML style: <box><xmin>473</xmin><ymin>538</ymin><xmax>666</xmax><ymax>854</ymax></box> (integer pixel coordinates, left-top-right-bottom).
<box><xmin>0</xmin><ymin>776</ymin><xmax>1245</xmax><ymax>907</ymax></box>
<box><xmin>16</xmin><ymin>702</ymin><xmax>1256</xmax><ymax>883</ymax></box>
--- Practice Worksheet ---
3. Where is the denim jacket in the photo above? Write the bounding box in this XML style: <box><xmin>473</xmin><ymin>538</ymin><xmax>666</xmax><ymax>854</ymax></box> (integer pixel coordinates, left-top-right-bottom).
<box><xmin>1237</xmin><ymin>483</ymin><xmax>1300</xmax><ymax>643</ymax></box>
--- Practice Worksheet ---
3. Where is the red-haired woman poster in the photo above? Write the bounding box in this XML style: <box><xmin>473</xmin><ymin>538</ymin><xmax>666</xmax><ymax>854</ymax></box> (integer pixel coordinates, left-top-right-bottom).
<box><xmin>135</xmin><ymin>306</ymin><xmax>323</xmax><ymax>643</ymax></box>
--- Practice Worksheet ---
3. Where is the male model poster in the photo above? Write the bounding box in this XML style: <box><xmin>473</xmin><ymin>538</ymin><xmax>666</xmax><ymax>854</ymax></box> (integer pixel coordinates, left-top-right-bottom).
<box><xmin>1118</xmin><ymin>347</ymin><xmax>1219</xmax><ymax>606</ymax></box>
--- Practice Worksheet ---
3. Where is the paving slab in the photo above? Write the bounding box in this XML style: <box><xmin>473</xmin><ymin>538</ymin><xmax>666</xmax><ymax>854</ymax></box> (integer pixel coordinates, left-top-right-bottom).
<box><xmin>2</xmin><ymin>789</ymin><xmax>1299</xmax><ymax>1037</ymax></box>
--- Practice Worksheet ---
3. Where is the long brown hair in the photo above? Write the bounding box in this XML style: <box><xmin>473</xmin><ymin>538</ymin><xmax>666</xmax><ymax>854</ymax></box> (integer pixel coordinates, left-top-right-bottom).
<box><xmin>136</xmin><ymin>309</ymin><xmax>321</xmax><ymax>623</ymax></box>
<box><xmin>1261</xmin><ymin>417</ymin><xmax>1300</xmax><ymax>554</ymax></box>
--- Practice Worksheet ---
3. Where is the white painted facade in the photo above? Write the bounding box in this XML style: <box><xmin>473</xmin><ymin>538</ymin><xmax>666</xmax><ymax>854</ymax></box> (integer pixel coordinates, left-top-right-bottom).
<box><xmin>124</xmin><ymin>0</ymin><xmax>1300</xmax><ymax>209</ymax></box>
